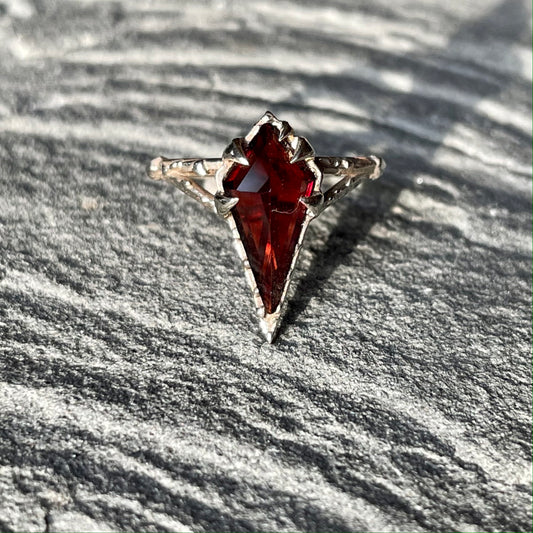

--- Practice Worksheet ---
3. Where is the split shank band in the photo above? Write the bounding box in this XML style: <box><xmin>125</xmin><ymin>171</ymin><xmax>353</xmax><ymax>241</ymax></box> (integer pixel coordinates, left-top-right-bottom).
<box><xmin>148</xmin><ymin>154</ymin><xmax>385</xmax><ymax>218</ymax></box>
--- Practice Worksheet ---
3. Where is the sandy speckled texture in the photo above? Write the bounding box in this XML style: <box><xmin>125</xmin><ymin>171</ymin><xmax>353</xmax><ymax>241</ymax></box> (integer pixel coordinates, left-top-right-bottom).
<box><xmin>0</xmin><ymin>0</ymin><xmax>531</xmax><ymax>531</ymax></box>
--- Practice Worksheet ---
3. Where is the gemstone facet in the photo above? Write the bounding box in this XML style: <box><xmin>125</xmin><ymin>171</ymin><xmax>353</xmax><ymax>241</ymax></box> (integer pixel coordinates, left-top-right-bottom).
<box><xmin>223</xmin><ymin>123</ymin><xmax>316</xmax><ymax>314</ymax></box>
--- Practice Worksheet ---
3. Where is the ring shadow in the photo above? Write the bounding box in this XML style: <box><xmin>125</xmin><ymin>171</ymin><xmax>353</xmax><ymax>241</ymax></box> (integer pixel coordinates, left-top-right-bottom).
<box><xmin>280</xmin><ymin>169</ymin><xmax>401</xmax><ymax>333</ymax></box>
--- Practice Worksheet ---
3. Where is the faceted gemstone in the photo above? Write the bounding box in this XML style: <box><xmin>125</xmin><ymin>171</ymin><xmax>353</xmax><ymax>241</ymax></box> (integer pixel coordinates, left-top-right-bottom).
<box><xmin>223</xmin><ymin>123</ymin><xmax>315</xmax><ymax>314</ymax></box>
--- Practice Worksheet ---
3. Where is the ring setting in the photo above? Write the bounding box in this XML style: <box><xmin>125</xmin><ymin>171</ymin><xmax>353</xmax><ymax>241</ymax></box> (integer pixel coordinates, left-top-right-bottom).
<box><xmin>148</xmin><ymin>111</ymin><xmax>385</xmax><ymax>342</ymax></box>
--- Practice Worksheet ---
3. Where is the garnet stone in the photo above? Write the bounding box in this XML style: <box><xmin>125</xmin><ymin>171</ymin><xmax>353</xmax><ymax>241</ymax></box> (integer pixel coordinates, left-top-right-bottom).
<box><xmin>223</xmin><ymin>123</ymin><xmax>316</xmax><ymax>314</ymax></box>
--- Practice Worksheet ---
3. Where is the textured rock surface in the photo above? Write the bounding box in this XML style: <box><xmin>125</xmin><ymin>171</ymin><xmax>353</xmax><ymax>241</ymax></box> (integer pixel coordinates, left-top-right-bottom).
<box><xmin>0</xmin><ymin>0</ymin><xmax>531</xmax><ymax>532</ymax></box>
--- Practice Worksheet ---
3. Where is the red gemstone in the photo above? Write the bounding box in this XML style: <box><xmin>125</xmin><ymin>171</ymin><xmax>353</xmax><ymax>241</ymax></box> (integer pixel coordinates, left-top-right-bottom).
<box><xmin>223</xmin><ymin>123</ymin><xmax>315</xmax><ymax>314</ymax></box>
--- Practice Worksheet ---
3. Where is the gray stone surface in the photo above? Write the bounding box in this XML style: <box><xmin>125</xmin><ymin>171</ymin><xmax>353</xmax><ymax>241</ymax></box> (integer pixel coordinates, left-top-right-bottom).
<box><xmin>0</xmin><ymin>0</ymin><xmax>531</xmax><ymax>531</ymax></box>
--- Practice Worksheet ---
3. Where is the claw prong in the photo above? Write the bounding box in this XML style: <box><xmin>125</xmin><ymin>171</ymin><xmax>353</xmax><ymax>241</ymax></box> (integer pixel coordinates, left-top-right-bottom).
<box><xmin>214</xmin><ymin>193</ymin><xmax>239</xmax><ymax>218</ymax></box>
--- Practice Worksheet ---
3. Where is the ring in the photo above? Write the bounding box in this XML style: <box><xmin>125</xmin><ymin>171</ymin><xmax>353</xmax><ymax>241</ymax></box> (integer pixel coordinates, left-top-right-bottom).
<box><xmin>147</xmin><ymin>111</ymin><xmax>386</xmax><ymax>342</ymax></box>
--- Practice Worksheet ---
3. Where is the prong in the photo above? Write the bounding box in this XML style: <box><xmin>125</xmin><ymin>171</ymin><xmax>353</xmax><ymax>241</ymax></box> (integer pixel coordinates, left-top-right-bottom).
<box><xmin>214</xmin><ymin>193</ymin><xmax>239</xmax><ymax>218</ymax></box>
<box><xmin>260</xmin><ymin>313</ymin><xmax>281</xmax><ymax>343</ymax></box>
<box><xmin>262</xmin><ymin>110</ymin><xmax>276</xmax><ymax>122</ymax></box>
<box><xmin>222</xmin><ymin>138</ymin><xmax>250</xmax><ymax>166</ymax></box>
<box><xmin>299</xmin><ymin>192</ymin><xmax>324</xmax><ymax>218</ymax></box>
<box><xmin>290</xmin><ymin>137</ymin><xmax>315</xmax><ymax>164</ymax></box>
<box><xmin>278</xmin><ymin>121</ymin><xmax>294</xmax><ymax>141</ymax></box>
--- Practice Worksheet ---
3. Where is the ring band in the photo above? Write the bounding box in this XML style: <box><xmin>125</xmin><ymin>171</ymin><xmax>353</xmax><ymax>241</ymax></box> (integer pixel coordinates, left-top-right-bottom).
<box><xmin>147</xmin><ymin>111</ymin><xmax>386</xmax><ymax>341</ymax></box>
<box><xmin>148</xmin><ymin>155</ymin><xmax>383</xmax><ymax>217</ymax></box>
